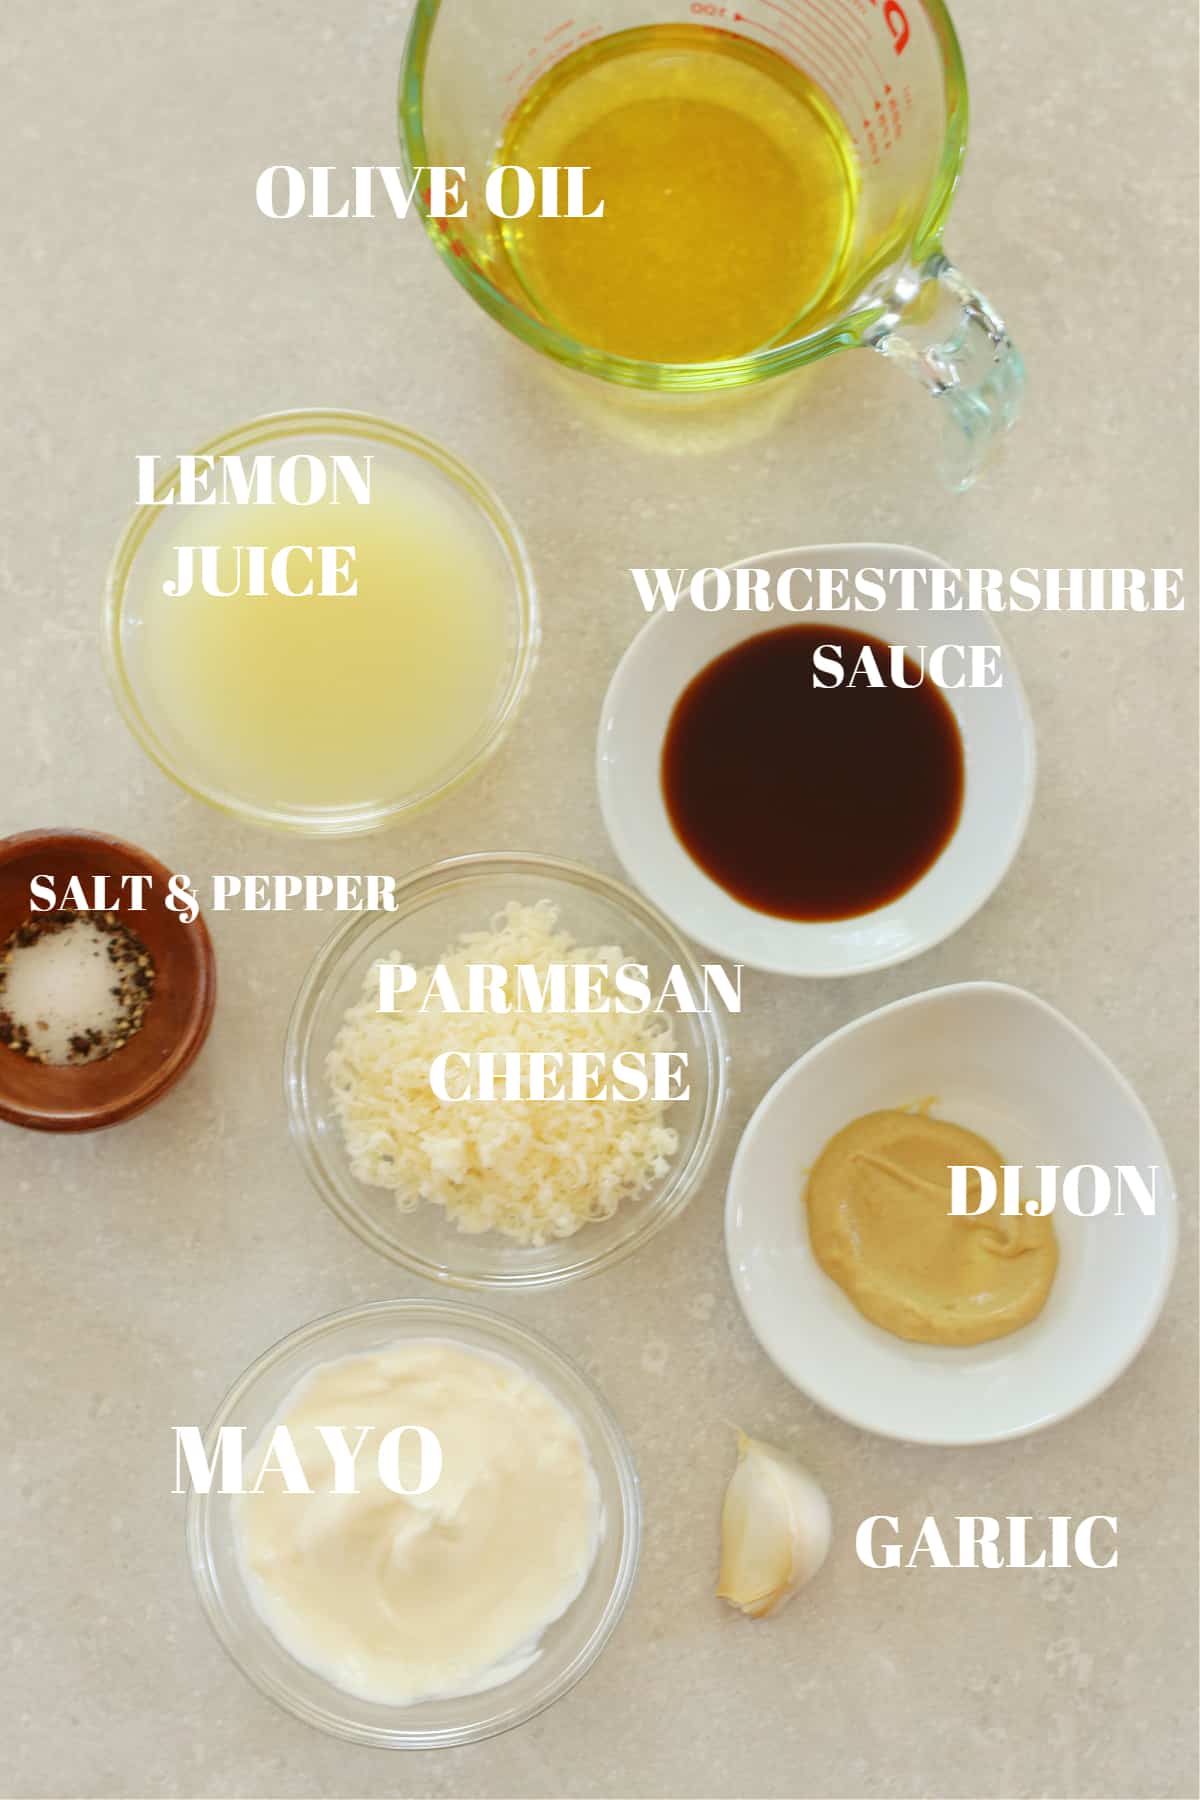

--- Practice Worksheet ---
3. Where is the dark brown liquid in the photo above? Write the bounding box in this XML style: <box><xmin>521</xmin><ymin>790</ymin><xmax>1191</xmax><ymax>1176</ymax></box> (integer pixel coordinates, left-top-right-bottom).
<box><xmin>661</xmin><ymin>625</ymin><xmax>964</xmax><ymax>921</ymax></box>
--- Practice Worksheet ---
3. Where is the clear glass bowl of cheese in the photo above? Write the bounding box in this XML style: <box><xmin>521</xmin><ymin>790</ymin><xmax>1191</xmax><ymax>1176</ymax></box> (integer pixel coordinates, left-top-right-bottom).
<box><xmin>104</xmin><ymin>410</ymin><xmax>537</xmax><ymax>836</ymax></box>
<box><xmin>285</xmin><ymin>852</ymin><xmax>730</xmax><ymax>1287</ymax></box>
<box><xmin>187</xmin><ymin>1298</ymin><xmax>642</xmax><ymax>1748</ymax></box>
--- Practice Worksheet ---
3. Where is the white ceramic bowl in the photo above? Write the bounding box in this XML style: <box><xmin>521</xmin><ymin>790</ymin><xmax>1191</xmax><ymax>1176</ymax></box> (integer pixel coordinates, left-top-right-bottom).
<box><xmin>597</xmin><ymin>544</ymin><xmax>1035</xmax><ymax>976</ymax></box>
<box><xmin>726</xmin><ymin>983</ymin><xmax>1177</xmax><ymax>1445</ymax></box>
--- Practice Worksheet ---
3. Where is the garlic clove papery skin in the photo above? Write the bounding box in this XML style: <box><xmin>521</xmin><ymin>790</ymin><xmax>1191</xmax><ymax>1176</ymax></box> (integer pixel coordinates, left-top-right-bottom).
<box><xmin>716</xmin><ymin>1430</ymin><xmax>831</xmax><ymax>1618</ymax></box>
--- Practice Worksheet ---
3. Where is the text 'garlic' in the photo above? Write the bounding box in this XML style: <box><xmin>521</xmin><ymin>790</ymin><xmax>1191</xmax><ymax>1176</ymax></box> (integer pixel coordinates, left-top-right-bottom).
<box><xmin>716</xmin><ymin>1430</ymin><xmax>831</xmax><ymax>1618</ymax></box>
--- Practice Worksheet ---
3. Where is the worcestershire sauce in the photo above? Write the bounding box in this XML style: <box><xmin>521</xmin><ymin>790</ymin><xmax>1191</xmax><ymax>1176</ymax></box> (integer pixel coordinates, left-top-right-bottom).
<box><xmin>661</xmin><ymin>625</ymin><xmax>964</xmax><ymax>921</ymax></box>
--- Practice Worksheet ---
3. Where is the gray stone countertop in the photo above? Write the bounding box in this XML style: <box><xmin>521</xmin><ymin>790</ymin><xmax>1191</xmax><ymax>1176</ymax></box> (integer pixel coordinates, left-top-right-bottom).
<box><xmin>1</xmin><ymin>1</ymin><xmax>1196</xmax><ymax>1795</ymax></box>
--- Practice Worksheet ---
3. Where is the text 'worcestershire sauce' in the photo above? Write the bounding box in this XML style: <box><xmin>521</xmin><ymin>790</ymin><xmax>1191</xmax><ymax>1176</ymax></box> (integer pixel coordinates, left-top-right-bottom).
<box><xmin>661</xmin><ymin>626</ymin><xmax>964</xmax><ymax>921</ymax></box>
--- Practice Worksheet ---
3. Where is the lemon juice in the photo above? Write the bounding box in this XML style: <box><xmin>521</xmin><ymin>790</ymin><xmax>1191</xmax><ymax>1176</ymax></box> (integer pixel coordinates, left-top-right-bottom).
<box><xmin>496</xmin><ymin>24</ymin><xmax>860</xmax><ymax>365</ymax></box>
<box><xmin>136</xmin><ymin>453</ymin><xmax>519</xmax><ymax>818</ymax></box>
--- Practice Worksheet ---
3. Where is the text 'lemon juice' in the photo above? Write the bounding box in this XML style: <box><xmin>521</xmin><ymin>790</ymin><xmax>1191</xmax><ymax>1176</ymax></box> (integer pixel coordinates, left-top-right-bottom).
<box><xmin>133</xmin><ymin>448</ymin><xmax>524</xmax><ymax>824</ymax></box>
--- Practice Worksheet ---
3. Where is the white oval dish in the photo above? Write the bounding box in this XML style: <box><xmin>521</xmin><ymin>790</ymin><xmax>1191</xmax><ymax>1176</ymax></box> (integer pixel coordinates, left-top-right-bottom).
<box><xmin>725</xmin><ymin>983</ymin><xmax>1177</xmax><ymax>1445</ymax></box>
<box><xmin>596</xmin><ymin>544</ymin><xmax>1035</xmax><ymax>977</ymax></box>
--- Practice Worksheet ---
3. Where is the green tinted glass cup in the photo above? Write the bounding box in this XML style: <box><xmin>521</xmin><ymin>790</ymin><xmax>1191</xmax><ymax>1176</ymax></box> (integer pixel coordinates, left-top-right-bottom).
<box><xmin>400</xmin><ymin>0</ymin><xmax>1022</xmax><ymax>489</ymax></box>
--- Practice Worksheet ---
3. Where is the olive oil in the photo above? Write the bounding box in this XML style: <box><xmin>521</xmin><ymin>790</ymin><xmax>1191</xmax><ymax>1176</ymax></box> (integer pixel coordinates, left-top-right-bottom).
<box><xmin>496</xmin><ymin>24</ymin><xmax>859</xmax><ymax>364</ymax></box>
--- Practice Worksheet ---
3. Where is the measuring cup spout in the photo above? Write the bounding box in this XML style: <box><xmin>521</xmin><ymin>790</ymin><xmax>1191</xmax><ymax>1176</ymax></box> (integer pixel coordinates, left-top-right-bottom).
<box><xmin>867</xmin><ymin>252</ymin><xmax>1024</xmax><ymax>492</ymax></box>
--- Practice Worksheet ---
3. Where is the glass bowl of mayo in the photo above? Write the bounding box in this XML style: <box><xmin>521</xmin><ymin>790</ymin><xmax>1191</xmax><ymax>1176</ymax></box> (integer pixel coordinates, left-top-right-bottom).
<box><xmin>187</xmin><ymin>1298</ymin><xmax>641</xmax><ymax>1747</ymax></box>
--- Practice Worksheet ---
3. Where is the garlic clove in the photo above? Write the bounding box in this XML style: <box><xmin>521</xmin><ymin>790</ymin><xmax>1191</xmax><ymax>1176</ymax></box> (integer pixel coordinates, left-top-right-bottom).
<box><xmin>716</xmin><ymin>1429</ymin><xmax>831</xmax><ymax>1619</ymax></box>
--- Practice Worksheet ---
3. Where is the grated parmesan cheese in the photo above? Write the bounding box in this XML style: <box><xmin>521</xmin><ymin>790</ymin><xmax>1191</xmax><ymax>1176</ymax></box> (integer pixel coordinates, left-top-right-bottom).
<box><xmin>326</xmin><ymin>900</ymin><xmax>681</xmax><ymax>1246</ymax></box>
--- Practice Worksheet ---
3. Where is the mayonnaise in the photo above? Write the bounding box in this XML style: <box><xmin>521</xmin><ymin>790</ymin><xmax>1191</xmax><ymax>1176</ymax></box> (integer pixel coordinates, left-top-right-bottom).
<box><xmin>232</xmin><ymin>1340</ymin><xmax>601</xmax><ymax>1706</ymax></box>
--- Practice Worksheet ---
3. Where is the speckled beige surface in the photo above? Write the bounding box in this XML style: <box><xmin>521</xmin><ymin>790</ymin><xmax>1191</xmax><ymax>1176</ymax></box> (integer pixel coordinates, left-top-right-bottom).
<box><xmin>2</xmin><ymin>2</ymin><xmax>1197</xmax><ymax>1796</ymax></box>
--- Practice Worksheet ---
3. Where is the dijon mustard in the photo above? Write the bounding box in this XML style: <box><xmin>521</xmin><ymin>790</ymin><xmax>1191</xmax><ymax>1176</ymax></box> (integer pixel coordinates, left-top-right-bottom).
<box><xmin>805</xmin><ymin>1110</ymin><xmax>1058</xmax><ymax>1347</ymax></box>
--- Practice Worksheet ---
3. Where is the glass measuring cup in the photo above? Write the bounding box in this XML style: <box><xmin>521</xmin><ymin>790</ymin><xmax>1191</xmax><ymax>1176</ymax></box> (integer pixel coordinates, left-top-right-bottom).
<box><xmin>399</xmin><ymin>0</ymin><xmax>1022</xmax><ymax>489</ymax></box>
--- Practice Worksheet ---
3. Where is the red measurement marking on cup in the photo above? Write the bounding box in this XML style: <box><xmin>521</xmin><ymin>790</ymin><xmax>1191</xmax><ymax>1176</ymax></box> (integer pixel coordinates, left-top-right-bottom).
<box><xmin>803</xmin><ymin>0</ymin><xmax>889</xmax><ymax>86</ymax></box>
<box><xmin>427</xmin><ymin>194</ymin><xmax>474</xmax><ymax>263</ymax></box>
<box><xmin>523</xmin><ymin>24</ymin><xmax>603</xmax><ymax>91</ymax></box>
<box><xmin>502</xmin><ymin>24</ymin><xmax>603</xmax><ymax>114</ymax></box>
<box><xmin>858</xmin><ymin>105</ymin><xmax>896</xmax><ymax>163</ymax></box>
<box><xmin>731</xmin><ymin>11</ymin><xmax>857</xmax><ymax>120</ymax></box>
<box><xmin>525</xmin><ymin>25</ymin><xmax>604</xmax><ymax>88</ymax></box>
<box><xmin>823</xmin><ymin>0</ymin><xmax>872</xmax><ymax>40</ymax></box>
<box><xmin>759</xmin><ymin>0</ymin><xmax>879</xmax><ymax>111</ymax></box>
<box><xmin>736</xmin><ymin>4</ymin><xmax>871</xmax><ymax>121</ymax></box>
<box><xmin>859</xmin><ymin>77</ymin><xmax>905</xmax><ymax>146</ymax></box>
<box><xmin>505</xmin><ymin>22</ymin><xmax>577</xmax><ymax>85</ymax></box>
<box><xmin>505</xmin><ymin>51</ymin><xmax>535</xmax><ymax>83</ymax></box>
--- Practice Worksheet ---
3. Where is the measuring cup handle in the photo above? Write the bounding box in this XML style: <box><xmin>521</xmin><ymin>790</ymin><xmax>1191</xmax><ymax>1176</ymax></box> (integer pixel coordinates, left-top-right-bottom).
<box><xmin>868</xmin><ymin>253</ymin><xmax>1024</xmax><ymax>493</ymax></box>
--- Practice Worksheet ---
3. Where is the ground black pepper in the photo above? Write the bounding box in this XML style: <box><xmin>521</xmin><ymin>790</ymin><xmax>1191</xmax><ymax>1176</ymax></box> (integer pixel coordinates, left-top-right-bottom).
<box><xmin>0</xmin><ymin>910</ymin><xmax>157</xmax><ymax>1064</ymax></box>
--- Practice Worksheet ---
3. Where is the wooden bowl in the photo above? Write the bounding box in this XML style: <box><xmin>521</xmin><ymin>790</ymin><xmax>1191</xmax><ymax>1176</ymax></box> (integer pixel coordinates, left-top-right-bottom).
<box><xmin>0</xmin><ymin>829</ymin><xmax>216</xmax><ymax>1132</ymax></box>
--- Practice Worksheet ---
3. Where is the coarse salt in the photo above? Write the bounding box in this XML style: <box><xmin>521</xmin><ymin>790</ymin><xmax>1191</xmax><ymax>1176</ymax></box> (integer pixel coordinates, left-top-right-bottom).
<box><xmin>0</xmin><ymin>913</ymin><xmax>155</xmax><ymax>1065</ymax></box>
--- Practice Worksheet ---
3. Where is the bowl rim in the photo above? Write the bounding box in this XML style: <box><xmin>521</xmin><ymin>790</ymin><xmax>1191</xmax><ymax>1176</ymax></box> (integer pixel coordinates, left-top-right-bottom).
<box><xmin>397</xmin><ymin>1</ymin><xmax>971</xmax><ymax>390</ymax></box>
<box><xmin>724</xmin><ymin>980</ymin><xmax>1180</xmax><ymax>1445</ymax></box>
<box><xmin>596</xmin><ymin>541</ymin><xmax>1038</xmax><ymax>977</ymax></box>
<box><xmin>0</xmin><ymin>828</ymin><xmax>216</xmax><ymax>1132</ymax></box>
<box><xmin>284</xmin><ymin>851</ymin><xmax>730</xmax><ymax>1289</ymax></box>
<box><xmin>185</xmin><ymin>1296</ymin><xmax>642</xmax><ymax>1748</ymax></box>
<box><xmin>102</xmin><ymin>408</ymin><xmax>540</xmax><ymax>838</ymax></box>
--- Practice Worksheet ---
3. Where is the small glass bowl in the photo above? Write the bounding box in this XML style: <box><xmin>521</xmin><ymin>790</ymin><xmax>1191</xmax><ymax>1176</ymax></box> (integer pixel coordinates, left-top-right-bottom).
<box><xmin>284</xmin><ymin>852</ymin><xmax>729</xmax><ymax>1289</ymax></box>
<box><xmin>187</xmin><ymin>1299</ymin><xmax>641</xmax><ymax>1749</ymax></box>
<box><xmin>103</xmin><ymin>410</ymin><xmax>538</xmax><ymax>837</ymax></box>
